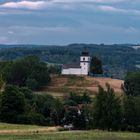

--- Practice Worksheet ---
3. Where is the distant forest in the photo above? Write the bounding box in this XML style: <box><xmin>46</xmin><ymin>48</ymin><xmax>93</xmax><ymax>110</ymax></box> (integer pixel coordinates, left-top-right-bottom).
<box><xmin>0</xmin><ymin>44</ymin><xmax>140</xmax><ymax>79</ymax></box>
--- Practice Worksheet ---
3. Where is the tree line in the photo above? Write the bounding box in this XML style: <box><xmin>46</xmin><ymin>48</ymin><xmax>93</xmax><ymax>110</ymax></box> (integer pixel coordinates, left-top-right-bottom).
<box><xmin>0</xmin><ymin>44</ymin><xmax>139</xmax><ymax>79</ymax></box>
<box><xmin>0</xmin><ymin>56</ymin><xmax>140</xmax><ymax>132</ymax></box>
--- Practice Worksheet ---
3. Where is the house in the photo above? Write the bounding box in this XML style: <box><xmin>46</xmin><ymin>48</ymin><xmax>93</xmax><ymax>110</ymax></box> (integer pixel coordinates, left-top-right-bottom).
<box><xmin>61</xmin><ymin>50</ymin><xmax>90</xmax><ymax>75</ymax></box>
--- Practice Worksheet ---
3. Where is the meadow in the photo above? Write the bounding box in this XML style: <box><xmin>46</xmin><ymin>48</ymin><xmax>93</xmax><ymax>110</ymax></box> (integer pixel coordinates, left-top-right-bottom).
<box><xmin>0</xmin><ymin>131</ymin><xmax>140</xmax><ymax>140</ymax></box>
<box><xmin>0</xmin><ymin>123</ymin><xmax>139</xmax><ymax>140</ymax></box>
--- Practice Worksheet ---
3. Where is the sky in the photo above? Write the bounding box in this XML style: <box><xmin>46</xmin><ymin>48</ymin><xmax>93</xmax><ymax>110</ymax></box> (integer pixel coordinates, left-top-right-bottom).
<box><xmin>0</xmin><ymin>0</ymin><xmax>140</xmax><ymax>45</ymax></box>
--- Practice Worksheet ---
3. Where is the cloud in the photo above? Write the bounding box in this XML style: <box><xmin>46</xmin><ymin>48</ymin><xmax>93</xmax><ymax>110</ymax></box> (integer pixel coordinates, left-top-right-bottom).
<box><xmin>98</xmin><ymin>5</ymin><xmax>126</xmax><ymax>12</ymax></box>
<box><xmin>0</xmin><ymin>0</ymin><xmax>139</xmax><ymax>12</ymax></box>
<box><xmin>51</xmin><ymin>0</ymin><xmax>129</xmax><ymax>3</ymax></box>
<box><xmin>98</xmin><ymin>5</ymin><xmax>140</xmax><ymax>16</ymax></box>
<box><xmin>8</xmin><ymin>26</ymin><xmax>71</xmax><ymax>36</ymax></box>
<box><xmin>0</xmin><ymin>1</ymin><xmax>47</xmax><ymax>10</ymax></box>
<box><xmin>0</xmin><ymin>0</ymin><xmax>134</xmax><ymax>10</ymax></box>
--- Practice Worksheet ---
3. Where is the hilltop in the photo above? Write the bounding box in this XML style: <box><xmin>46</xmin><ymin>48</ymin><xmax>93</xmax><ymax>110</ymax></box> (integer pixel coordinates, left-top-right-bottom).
<box><xmin>36</xmin><ymin>75</ymin><xmax>124</xmax><ymax>98</ymax></box>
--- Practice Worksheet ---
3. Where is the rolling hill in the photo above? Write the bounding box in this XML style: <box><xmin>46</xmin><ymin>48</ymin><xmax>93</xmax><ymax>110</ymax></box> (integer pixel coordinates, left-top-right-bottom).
<box><xmin>36</xmin><ymin>75</ymin><xmax>124</xmax><ymax>98</ymax></box>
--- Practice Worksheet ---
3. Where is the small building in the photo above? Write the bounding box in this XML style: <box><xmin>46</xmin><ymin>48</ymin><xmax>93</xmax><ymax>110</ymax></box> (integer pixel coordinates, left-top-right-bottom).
<box><xmin>61</xmin><ymin>50</ymin><xmax>90</xmax><ymax>75</ymax></box>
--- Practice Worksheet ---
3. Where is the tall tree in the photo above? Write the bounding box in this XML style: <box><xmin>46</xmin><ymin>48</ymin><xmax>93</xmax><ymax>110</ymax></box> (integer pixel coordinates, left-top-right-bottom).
<box><xmin>93</xmin><ymin>84</ymin><xmax>122</xmax><ymax>130</ymax></box>
<box><xmin>123</xmin><ymin>96</ymin><xmax>140</xmax><ymax>131</ymax></box>
<box><xmin>0</xmin><ymin>85</ymin><xmax>25</xmax><ymax>123</ymax></box>
<box><xmin>90</xmin><ymin>56</ymin><xmax>103</xmax><ymax>74</ymax></box>
<box><xmin>123</xmin><ymin>72</ymin><xmax>140</xmax><ymax>96</ymax></box>
<box><xmin>0</xmin><ymin>75</ymin><xmax>4</xmax><ymax>91</ymax></box>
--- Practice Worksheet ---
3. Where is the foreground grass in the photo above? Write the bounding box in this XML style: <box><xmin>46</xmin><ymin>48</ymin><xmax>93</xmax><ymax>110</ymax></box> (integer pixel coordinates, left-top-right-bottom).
<box><xmin>0</xmin><ymin>131</ymin><xmax>140</xmax><ymax>140</ymax></box>
<box><xmin>0</xmin><ymin>123</ymin><xmax>139</xmax><ymax>140</ymax></box>
<box><xmin>0</xmin><ymin>123</ymin><xmax>46</xmax><ymax>130</ymax></box>
<box><xmin>0</xmin><ymin>123</ymin><xmax>60</xmax><ymax>135</ymax></box>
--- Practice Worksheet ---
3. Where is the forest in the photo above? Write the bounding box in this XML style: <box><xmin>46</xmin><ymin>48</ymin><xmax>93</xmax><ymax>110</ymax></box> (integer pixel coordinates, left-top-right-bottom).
<box><xmin>0</xmin><ymin>44</ymin><xmax>140</xmax><ymax>79</ymax></box>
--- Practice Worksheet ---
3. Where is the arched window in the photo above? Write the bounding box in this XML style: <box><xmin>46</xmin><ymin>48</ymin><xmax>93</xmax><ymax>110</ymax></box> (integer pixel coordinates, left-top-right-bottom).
<box><xmin>83</xmin><ymin>57</ymin><xmax>85</xmax><ymax>61</ymax></box>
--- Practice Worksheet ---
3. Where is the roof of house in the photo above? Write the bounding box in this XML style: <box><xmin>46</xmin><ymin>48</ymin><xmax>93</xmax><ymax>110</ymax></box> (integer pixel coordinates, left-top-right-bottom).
<box><xmin>62</xmin><ymin>64</ymin><xmax>81</xmax><ymax>69</ymax></box>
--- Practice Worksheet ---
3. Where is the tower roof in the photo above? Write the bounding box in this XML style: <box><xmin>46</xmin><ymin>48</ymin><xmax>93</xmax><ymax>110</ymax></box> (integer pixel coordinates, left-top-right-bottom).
<box><xmin>81</xmin><ymin>48</ymin><xmax>89</xmax><ymax>56</ymax></box>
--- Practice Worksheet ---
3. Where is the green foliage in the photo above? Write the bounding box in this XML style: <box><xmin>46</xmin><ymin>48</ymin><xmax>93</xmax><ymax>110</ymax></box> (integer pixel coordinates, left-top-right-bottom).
<box><xmin>123</xmin><ymin>72</ymin><xmax>140</xmax><ymax>96</ymax></box>
<box><xmin>3</xmin><ymin>56</ymin><xmax>51</xmax><ymax>90</ymax></box>
<box><xmin>0</xmin><ymin>85</ymin><xmax>64</xmax><ymax>126</ymax></box>
<box><xmin>63</xmin><ymin>92</ymin><xmax>92</xmax><ymax>129</ymax></box>
<box><xmin>90</xmin><ymin>56</ymin><xmax>103</xmax><ymax>74</ymax></box>
<box><xmin>0</xmin><ymin>75</ymin><xmax>4</xmax><ymax>91</ymax></box>
<box><xmin>26</xmin><ymin>78</ymin><xmax>39</xmax><ymax>90</ymax></box>
<box><xmin>17</xmin><ymin>113</ymin><xmax>49</xmax><ymax>126</ymax></box>
<box><xmin>0</xmin><ymin>85</ymin><xmax>25</xmax><ymax>123</ymax></box>
<box><xmin>123</xmin><ymin>96</ymin><xmax>140</xmax><ymax>131</ymax></box>
<box><xmin>64</xmin><ymin>92</ymin><xmax>92</xmax><ymax>105</ymax></box>
<box><xmin>93</xmin><ymin>84</ymin><xmax>122</xmax><ymax>130</ymax></box>
<box><xmin>48</xmin><ymin>64</ymin><xmax>61</xmax><ymax>74</ymax></box>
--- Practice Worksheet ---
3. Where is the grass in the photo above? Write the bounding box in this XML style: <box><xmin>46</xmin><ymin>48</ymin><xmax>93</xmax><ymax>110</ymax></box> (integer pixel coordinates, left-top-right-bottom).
<box><xmin>0</xmin><ymin>123</ymin><xmax>60</xmax><ymax>135</ymax></box>
<box><xmin>65</xmin><ymin>75</ymin><xmax>96</xmax><ymax>87</ymax></box>
<box><xmin>0</xmin><ymin>123</ymin><xmax>139</xmax><ymax>140</ymax></box>
<box><xmin>41</xmin><ymin>75</ymin><xmax>123</xmax><ymax>98</ymax></box>
<box><xmin>0</xmin><ymin>131</ymin><xmax>140</xmax><ymax>140</ymax></box>
<box><xmin>0</xmin><ymin>123</ymin><xmax>45</xmax><ymax>130</ymax></box>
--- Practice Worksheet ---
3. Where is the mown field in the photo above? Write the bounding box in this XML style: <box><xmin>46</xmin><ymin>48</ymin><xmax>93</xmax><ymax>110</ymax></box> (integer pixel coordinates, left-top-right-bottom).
<box><xmin>0</xmin><ymin>123</ymin><xmax>139</xmax><ymax>140</ymax></box>
<box><xmin>0</xmin><ymin>131</ymin><xmax>140</xmax><ymax>140</ymax></box>
<box><xmin>36</xmin><ymin>75</ymin><xmax>124</xmax><ymax>98</ymax></box>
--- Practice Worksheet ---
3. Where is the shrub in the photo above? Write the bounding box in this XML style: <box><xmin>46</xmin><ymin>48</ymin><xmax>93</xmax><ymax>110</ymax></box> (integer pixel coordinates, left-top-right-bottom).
<box><xmin>17</xmin><ymin>113</ymin><xmax>51</xmax><ymax>126</ymax></box>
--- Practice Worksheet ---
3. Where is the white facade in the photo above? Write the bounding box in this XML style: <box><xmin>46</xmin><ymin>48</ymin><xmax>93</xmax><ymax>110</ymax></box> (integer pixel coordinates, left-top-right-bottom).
<box><xmin>80</xmin><ymin>56</ymin><xmax>90</xmax><ymax>75</ymax></box>
<box><xmin>62</xmin><ymin>68</ymin><xmax>81</xmax><ymax>75</ymax></box>
<box><xmin>62</xmin><ymin>51</ymin><xmax>90</xmax><ymax>75</ymax></box>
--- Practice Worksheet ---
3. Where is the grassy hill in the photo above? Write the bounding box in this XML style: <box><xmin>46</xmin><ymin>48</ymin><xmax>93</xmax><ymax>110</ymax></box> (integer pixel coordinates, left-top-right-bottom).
<box><xmin>36</xmin><ymin>75</ymin><xmax>124</xmax><ymax>98</ymax></box>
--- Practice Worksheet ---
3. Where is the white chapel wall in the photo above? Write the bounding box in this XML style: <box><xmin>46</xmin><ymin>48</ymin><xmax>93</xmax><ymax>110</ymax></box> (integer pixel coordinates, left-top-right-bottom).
<box><xmin>69</xmin><ymin>68</ymin><xmax>81</xmax><ymax>75</ymax></box>
<box><xmin>62</xmin><ymin>68</ymin><xmax>81</xmax><ymax>75</ymax></box>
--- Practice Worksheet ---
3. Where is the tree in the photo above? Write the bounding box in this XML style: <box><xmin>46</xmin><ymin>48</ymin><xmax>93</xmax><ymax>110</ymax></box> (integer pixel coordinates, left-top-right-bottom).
<box><xmin>0</xmin><ymin>75</ymin><xmax>4</xmax><ymax>91</ymax></box>
<box><xmin>3</xmin><ymin>56</ymin><xmax>51</xmax><ymax>90</ymax></box>
<box><xmin>123</xmin><ymin>96</ymin><xmax>140</xmax><ymax>131</ymax></box>
<box><xmin>123</xmin><ymin>72</ymin><xmax>140</xmax><ymax>96</ymax></box>
<box><xmin>93</xmin><ymin>84</ymin><xmax>122</xmax><ymax>130</ymax></box>
<box><xmin>90</xmin><ymin>56</ymin><xmax>103</xmax><ymax>74</ymax></box>
<box><xmin>0</xmin><ymin>85</ymin><xmax>25</xmax><ymax>123</ymax></box>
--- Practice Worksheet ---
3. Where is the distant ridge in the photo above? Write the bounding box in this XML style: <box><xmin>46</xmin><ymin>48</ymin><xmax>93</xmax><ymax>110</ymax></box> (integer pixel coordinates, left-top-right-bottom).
<box><xmin>0</xmin><ymin>43</ymin><xmax>136</xmax><ymax>49</ymax></box>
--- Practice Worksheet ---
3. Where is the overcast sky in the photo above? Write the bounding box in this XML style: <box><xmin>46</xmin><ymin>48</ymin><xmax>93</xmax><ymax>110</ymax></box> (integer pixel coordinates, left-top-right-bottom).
<box><xmin>0</xmin><ymin>0</ymin><xmax>140</xmax><ymax>45</ymax></box>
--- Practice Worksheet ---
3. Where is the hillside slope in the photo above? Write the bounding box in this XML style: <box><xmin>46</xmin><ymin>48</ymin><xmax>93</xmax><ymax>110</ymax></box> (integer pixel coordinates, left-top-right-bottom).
<box><xmin>37</xmin><ymin>75</ymin><xmax>124</xmax><ymax>97</ymax></box>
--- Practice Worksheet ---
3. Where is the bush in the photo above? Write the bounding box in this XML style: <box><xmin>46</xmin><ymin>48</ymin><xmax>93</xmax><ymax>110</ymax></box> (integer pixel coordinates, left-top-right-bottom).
<box><xmin>17</xmin><ymin>113</ymin><xmax>51</xmax><ymax>126</ymax></box>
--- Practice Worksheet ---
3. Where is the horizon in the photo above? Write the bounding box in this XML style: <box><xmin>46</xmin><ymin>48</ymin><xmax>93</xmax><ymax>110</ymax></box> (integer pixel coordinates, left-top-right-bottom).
<box><xmin>0</xmin><ymin>43</ymin><xmax>138</xmax><ymax>46</ymax></box>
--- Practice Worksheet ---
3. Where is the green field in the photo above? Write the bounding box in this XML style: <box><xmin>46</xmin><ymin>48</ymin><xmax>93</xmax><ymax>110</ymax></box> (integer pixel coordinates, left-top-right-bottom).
<box><xmin>0</xmin><ymin>123</ymin><xmax>46</xmax><ymax>130</ymax></box>
<box><xmin>0</xmin><ymin>123</ymin><xmax>139</xmax><ymax>140</ymax></box>
<box><xmin>0</xmin><ymin>131</ymin><xmax>140</xmax><ymax>140</ymax></box>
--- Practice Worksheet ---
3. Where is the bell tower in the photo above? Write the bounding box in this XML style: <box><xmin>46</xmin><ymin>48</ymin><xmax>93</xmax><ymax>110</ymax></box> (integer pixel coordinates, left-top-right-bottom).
<box><xmin>80</xmin><ymin>48</ymin><xmax>90</xmax><ymax>75</ymax></box>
